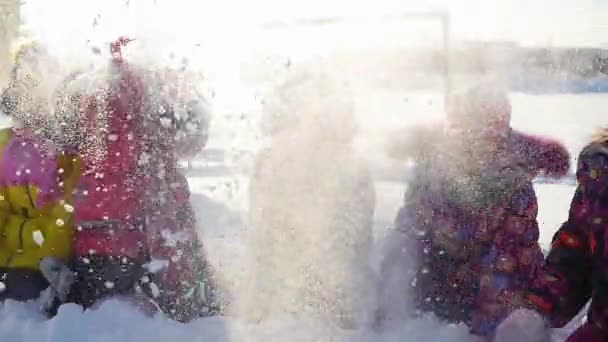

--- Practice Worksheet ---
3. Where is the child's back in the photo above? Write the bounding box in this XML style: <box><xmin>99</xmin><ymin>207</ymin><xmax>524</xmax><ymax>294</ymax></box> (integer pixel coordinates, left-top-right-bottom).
<box><xmin>243</xmin><ymin>65</ymin><xmax>375</xmax><ymax>327</ymax></box>
<box><xmin>377</xmin><ymin>87</ymin><xmax>569</xmax><ymax>336</ymax></box>
<box><xmin>247</xmin><ymin>130</ymin><xmax>375</xmax><ymax>327</ymax></box>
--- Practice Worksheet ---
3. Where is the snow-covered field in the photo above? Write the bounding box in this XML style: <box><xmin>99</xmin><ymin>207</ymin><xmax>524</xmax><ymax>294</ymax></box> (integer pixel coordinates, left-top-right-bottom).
<box><xmin>0</xmin><ymin>93</ymin><xmax>603</xmax><ymax>341</ymax></box>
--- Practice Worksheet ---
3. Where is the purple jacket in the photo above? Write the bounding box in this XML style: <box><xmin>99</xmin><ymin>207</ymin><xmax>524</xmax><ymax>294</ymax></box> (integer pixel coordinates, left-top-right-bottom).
<box><xmin>389</xmin><ymin>124</ymin><xmax>570</xmax><ymax>336</ymax></box>
<box><xmin>525</xmin><ymin>130</ymin><xmax>608</xmax><ymax>341</ymax></box>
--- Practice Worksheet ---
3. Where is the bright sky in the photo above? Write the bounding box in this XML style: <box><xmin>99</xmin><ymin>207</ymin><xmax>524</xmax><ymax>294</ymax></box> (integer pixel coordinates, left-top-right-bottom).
<box><xmin>16</xmin><ymin>0</ymin><xmax>608</xmax><ymax>133</ymax></box>
<box><xmin>22</xmin><ymin>0</ymin><xmax>608</xmax><ymax>48</ymax></box>
<box><xmin>18</xmin><ymin>0</ymin><xmax>608</xmax><ymax>107</ymax></box>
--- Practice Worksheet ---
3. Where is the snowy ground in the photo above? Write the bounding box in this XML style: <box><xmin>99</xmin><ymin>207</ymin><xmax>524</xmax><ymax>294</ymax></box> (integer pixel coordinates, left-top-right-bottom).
<box><xmin>0</xmin><ymin>175</ymin><xmax>480</xmax><ymax>342</ymax></box>
<box><xmin>0</xmin><ymin>177</ymin><xmax>577</xmax><ymax>342</ymax></box>
<box><xmin>0</xmin><ymin>93</ymin><xmax>603</xmax><ymax>341</ymax></box>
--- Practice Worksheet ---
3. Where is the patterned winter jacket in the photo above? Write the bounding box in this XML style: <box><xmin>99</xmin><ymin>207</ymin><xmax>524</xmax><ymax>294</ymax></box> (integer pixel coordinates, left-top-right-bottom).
<box><xmin>0</xmin><ymin>128</ymin><xmax>80</xmax><ymax>270</ymax></box>
<box><xmin>143</xmin><ymin>132</ymin><xmax>213</xmax><ymax>321</ymax></box>
<box><xmin>139</xmin><ymin>70</ymin><xmax>214</xmax><ymax>321</ymax></box>
<box><xmin>524</xmin><ymin>129</ymin><xmax>608</xmax><ymax>342</ymax></box>
<box><xmin>388</xmin><ymin>124</ymin><xmax>569</xmax><ymax>336</ymax></box>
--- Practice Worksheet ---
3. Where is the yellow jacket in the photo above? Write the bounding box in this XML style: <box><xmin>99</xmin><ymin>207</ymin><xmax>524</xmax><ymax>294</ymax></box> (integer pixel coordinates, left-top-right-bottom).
<box><xmin>0</xmin><ymin>128</ymin><xmax>80</xmax><ymax>270</ymax></box>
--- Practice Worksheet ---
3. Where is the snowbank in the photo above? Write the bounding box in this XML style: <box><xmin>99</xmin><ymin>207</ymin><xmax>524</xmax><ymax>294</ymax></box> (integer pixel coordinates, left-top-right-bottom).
<box><xmin>0</xmin><ymin>176</ymin><xmax>474</xmax><ymax>342</ymax></box>
<box><xmin>0</xmin><ymin>299</ymin><xmax>473</xmax><ymax>342</ymax></box>
<box><xmin>0</xmin><ymin>175</ymin><xmax>578</xmax><ymax>342</ymax></box>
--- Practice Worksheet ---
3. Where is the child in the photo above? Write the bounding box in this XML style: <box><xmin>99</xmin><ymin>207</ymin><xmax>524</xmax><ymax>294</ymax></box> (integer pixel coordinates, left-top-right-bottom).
<box><xmin>45</xmin><ymin>39</ymin><xmax>214</xmax><ymax>322</ymax></box>
<box><xmin>376</xmin><ymin>86</ymin><xmax>570</xmax><ymax>337</ymax></box>
<box><xmin>243</xmin><ymin>66</ymin><xmax>375</xmax><ymax>328</ymax></box>
<box><xmin>142</xmin><ymin>67</ymin><xmax>217</xmax><ymax>321</ymax></box>
<box><xmin>0</xmin><ymin>40</ymin><xmax>78</xmax><ymax>303</ymax></box>
<box><xmin>42</xmin><ymin>37</ymin><xmax>151</xmax><ymax>312</ymax></box>
<box><xmin>496</xmin><ymin>127</ymin><xmax>608</xmax><ymax>342</ymax></box>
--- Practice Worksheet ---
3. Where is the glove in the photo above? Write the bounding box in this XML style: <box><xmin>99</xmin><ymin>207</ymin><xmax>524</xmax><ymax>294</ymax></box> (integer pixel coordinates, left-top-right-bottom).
<box><xmin>40</xmin><ymin>257</ymin><xmax>75</xmax><ymax>302</ymax></box>
<box><xmin>494</xmin><ymin>308</ymin><xmax>551</xmax><ymax>342</ymax></box>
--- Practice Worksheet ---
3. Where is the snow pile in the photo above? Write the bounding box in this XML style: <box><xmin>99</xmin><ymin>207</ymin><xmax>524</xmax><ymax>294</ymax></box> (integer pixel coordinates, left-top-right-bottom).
<box><xmin>0</xmin><ymin>299</ymin><xmax>472</xmax><ymax>342</ymax></box>
<box><xmin>0</xmin><ymin>175</ymin><xmax>476</xmax><ymax>342</ymax></box>
<box><xmin>0</xmin><ymin>177</ymin><xmax>577</xmax><ymax>342</ymax></box>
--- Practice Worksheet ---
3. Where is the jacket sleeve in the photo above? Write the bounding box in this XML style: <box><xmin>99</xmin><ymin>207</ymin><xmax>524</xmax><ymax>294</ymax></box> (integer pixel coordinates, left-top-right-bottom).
<box><xmin>0</xmin><ymin>153</ymin><xmax>79</xmax><ymax>265</ymax></box>
<box><xmin>38</xmin><ymin>154</ymin><xmax>79</xmax><ymax>263</ymax></box>
<box><xmin>0</xmin><ymin>186</ymin><xmax>11</xmax><ymax>228</ymax></box>
<box><xmin>14</xmin><ymin>207</ymin><xmax>73</xmax><ymax>262</ymax></box>
<box><xmin>524</xmin><ymin>144</ymin><xmax>602</xmax><ymax>327</ymax></box>
<box><xmin>511</xmin><ymin>131</ymin><xmax>571</xmax><ymax>177</ymax></box>
<box><xmin>470</xmin><ymin>184</ymin><xmax>545</xmax><ymax>336</ymax></box>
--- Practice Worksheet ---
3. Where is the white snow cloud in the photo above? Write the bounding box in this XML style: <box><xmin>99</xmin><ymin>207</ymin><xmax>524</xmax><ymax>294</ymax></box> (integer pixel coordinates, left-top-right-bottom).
<box><xmin>21</xmin><ymin>0</ymin><xmax>608</xmax><ymax>55</ymax></box>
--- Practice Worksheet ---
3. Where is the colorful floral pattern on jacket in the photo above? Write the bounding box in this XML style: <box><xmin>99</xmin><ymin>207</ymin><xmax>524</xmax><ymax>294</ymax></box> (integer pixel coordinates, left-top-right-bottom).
<box><xmin>391</xmin><ymin>124</ymin><xmax>570</xmax><ymax>336</ymax></box>
<box><xmin>526</xmin><ymin>131</ymin><xmax>608</xmax><ymax>342</ymax></box>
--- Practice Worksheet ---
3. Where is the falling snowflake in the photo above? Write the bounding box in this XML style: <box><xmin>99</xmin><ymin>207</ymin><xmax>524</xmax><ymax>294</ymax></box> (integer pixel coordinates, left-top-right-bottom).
<box><xmin>160</xmin><ymin>230</ymin><xmax>188</xmax><ymax>248</ymax></box>
<box><xmin>149</xmin><ymin>282</ymin><xmax>160</xmax><ymax>298</ymax></box>
<box><xmin>32</xmin><ymin>230</ymin><xmax>44</xmax><ymax>246</ymax></box>
<box><xmin>144</xmin><ymin>259</ymin><xmax>169</xmax><ymax>273</ymax></box>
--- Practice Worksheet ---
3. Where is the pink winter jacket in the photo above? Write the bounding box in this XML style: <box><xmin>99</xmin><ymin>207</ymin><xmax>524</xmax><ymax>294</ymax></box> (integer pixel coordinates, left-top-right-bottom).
<box><xmin>65</xmin><ymin>39</ymin><xmax>209</xmax><ymax>320</ymax></box>
<box><xmin>72</xmin><ymin>42</ymin><xmax>147</xmax><ymax>260</ymax></box>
